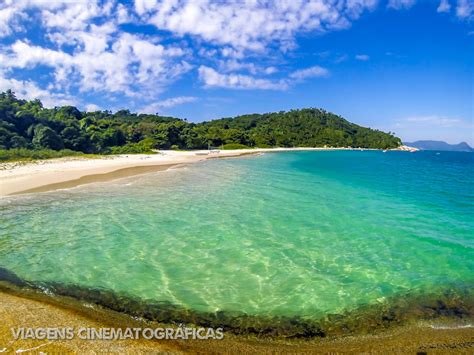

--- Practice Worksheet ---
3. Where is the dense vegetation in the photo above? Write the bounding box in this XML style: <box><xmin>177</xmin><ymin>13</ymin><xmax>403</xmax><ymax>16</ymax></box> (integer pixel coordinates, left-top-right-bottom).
<box><xmin>0</xmin><ymin>90</ymin><xmax>400</xmax><ymax>160</ymax></box>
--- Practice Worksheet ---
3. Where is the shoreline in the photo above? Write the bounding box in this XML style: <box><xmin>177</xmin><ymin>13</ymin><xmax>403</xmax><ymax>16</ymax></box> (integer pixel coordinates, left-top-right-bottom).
<box><xmin>0</xmin><ymin>147</ymin><xmax>417</xmax><ymax>197</ymax></box>
<box><xmin>0</xmin><ymin>281</ymin><xmax>472</xmax><ymax>353</ymax></box>
<box><xmin>3</xmin><ymin>144</ymin><xmax>457</xmax><ymax>353</ymax></box>
<box><xmin>1</xmin><ymin>265</ymin><xmax>472</xmax><ymax>340</ymax></box>
<box><xmin>1</xmin><ymin>265</ymin><xmax>472</xmax><ymax>339</ymax></box>
<box><xmin>0</xmin><ymin>149</ymin><xmax>259</xmax><ymax>196</ymax></box>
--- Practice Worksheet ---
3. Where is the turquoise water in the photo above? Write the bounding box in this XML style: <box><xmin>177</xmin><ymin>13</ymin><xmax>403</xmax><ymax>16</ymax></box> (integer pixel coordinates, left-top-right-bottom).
<box><xmin>0</xmin><ymin>151</ymin><xmax>473</xmax><ymax>330</ymax></box>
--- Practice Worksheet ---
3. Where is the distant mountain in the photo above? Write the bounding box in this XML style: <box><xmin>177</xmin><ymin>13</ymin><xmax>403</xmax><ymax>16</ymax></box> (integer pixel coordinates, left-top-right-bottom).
<box><xmin>404</xmin><ymin>140</ymin><xmax>473</xmax><ymax>152</ymax></box>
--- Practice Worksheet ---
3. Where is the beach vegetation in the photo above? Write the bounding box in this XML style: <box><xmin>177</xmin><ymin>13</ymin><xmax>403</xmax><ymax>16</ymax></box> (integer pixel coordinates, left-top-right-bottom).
<box><xmin>0</xmin><ymin>148</ymin><xmax>84</xmax><ymax>162</ymax></box>
<box><xmin>221</xmin><ymin>143</ymin><xmax>251</xmax><ymax>150</ymax></box>
<box><xmin>0</xmin><ymin>90</ymin><xmax>402</xmax><ymax>160</ymax></box>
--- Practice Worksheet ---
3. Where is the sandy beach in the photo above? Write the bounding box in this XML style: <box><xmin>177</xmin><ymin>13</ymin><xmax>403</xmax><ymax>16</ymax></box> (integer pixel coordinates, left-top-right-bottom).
<box><xmin>4</xmin><ymin>145</ymin><xmax>459</xmax><ymax>354</ymax></box>
<box><xmin>0</xmin><ymin>283</ymin><xmax>472</xmax><ymax>354</ymax></box>
<box><xmin>0</xmin><ymin>146</ymin><xmax>417</xmax><ymax>197</ymax></box>
<box><xmin>0</xmin><ymin>149</ymin><xmax>261</xmax><ymax>196</ymax></box>
<box><xmin>0</xmin><ymin>149</ymin><xmax>240</xmax><ymax>196</ymax></box>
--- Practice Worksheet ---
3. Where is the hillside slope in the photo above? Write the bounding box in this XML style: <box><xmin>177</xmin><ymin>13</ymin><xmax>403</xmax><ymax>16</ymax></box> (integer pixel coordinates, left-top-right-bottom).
<box><xmin>0</xmin><ymin>90</ymin><xmax>401</xmax><ymax>157</ymax></box>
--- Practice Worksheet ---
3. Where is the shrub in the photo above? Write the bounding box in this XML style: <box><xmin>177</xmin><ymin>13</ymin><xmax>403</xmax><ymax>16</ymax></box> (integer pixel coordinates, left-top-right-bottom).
<box><xmin>221</xmin><ymin>143</ymin><xmax>251</xmax><ymax>150</ymax></box>
<box><xmin>109</xmin><ymin>138</ymin><xmax>156</xmax><ymax>154</ymax></box>
<box><xmin>0</xmin><ymin>148</ymin><xmax>82</xmax><ymax>162</ymax></box>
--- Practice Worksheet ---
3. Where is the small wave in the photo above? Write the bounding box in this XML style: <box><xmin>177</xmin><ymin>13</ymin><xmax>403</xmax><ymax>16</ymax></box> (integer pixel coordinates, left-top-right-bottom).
<box><xmin>430</xmin><ymin>324</ymin><xmax>473</xmax><ymax>330</ymax></box>
<box><xmin>38</xmin><ymin>285</ymin><xmax>54</xmax><ymax>296</ymax></box>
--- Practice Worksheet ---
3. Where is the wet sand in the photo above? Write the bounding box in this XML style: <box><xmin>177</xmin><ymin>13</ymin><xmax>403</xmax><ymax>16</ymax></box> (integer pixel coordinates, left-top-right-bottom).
<box><xmin>12</xmin><ymin>163</ymin><xmax>180</xmax><ymax>195</ymax></box>
<box><xmin>0</xmin><ymin>148</ymin><xmax>300</xmax><ymax>196</ymax></box>
<box><xmin>0</xmin><ymin>146</ymin><xmax>417</xmax><ymax>197</ymax></box>
<box><xmin>0</xmin><ymin>284</ymin><xmax>472</xmax><ymax>354</ymax></box>
<box><xmin>0</xmin><ymin>150</ymin><xmax>243</xmax><ymax>196</ymax></box>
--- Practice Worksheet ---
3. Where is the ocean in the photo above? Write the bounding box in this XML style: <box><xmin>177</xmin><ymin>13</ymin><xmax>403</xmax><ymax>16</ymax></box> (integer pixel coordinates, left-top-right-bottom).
<box><xmin>1</xmin><ymin>150</ymin><xmax>473</xmax><ymax>335</ymax></box>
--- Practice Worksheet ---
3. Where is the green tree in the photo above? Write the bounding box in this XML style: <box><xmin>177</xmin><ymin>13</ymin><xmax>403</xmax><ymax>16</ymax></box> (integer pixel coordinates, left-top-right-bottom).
<box><xmin>32</xmin><ymin>126</ymin><xmax>64</xmax><ymax>150</ymax></box>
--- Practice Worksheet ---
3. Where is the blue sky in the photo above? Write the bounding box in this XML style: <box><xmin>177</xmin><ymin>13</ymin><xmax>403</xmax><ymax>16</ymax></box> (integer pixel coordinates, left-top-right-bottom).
<box><xmin>0</xmin><ymin>0</ymin><xmax>472</xmax><ymax>144</ymax></box>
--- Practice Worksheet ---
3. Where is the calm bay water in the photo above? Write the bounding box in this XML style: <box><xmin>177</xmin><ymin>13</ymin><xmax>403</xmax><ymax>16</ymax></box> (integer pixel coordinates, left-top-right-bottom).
<box><xmin>0</xmin><ymin>151</ymin><xmax>473</xmax><ymax>327</ymax></box>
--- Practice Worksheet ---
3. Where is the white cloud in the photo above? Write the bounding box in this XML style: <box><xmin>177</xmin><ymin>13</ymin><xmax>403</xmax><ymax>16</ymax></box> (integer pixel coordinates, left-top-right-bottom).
<box><xmin>1</xmin><ymin>32</ymin><xmax>191</xmax><ymax>97</ymax></box>
<box><xmin>85</xmin><ymin>103</ymin><xmax>101</xmax><ymax>112</ymax></box>
<box><xmin>289</xmin><ymin>66</ymin><xmax>330</xmax><ymax>80</ymax></box>
<box><xmin>0</xmin><ymin>0</ymin><xmax>193</xmax><ymax>101</ymax></box>
<box><xmin>0</xmin><ymin>0</ymin><xmax>471</xmax><ymax>110</ymax></box>
<box><xmin>116</xmin><ymin>3</ymin><xmax>133</xmax><ymax>24</ymax></box>
<box><xmin>0</xmin><ymin>1</ymin><xmax>40</xmax><ymax>38</ymax></box>
<box><xmin>216</xmin><ymin>60</ymin><xmax>279</xmax><ymax>76</ymax></box>
<box><xmin>456</xmin><ymin>0</ymin><xmax>474</xmax><ymax>18</ymax></box>
<box><xmin>199</xmin><ymin>65</ymin><xmax>329</xmax><ymax>90</ymax></box>
<box><xmin>0</xmin><ymin>72</ymin><xmax>77</xmax><ymax>107</ymax></box>
<box><xmin>355</xmin><ymin>54</ymin><xmax>370</xmax><ymax>61</ymax></box>
<box><xmin>198</xmin><ymin>66</ymin><xmax>288</xmax><ymax>90</ymax></box>
<box><xmin>437</xmin><ymin>0</ymin><xmax>451</xmax><ymax>13</ymax></box>
<box><xmin>41</xmin><ymin>1</ymin><xmax>113</xmax><ymax>31</ymax></box>
<box><xmin>0</xmin><ymin>6</ymin><xmax>18</xmax><ymax>37</ymax></box>
<box><xmin>140</xmin><ymin>96</ymin><xmax>197</xmax><ymax>114</ymax></box>
<box><xmin>264</xmin><ymin>66</ymin><xmax>278</xmax><ymax>75</ymax></box>
<box><xmin>155</xmin><ymin>96</ymin><xmax>197</xmax><ymax>108</ymax></box>
<box><xmin>345</xmin><ymin>0</ymin><xmax>379</xmax><ymax>17</ymax></box>
<box><xmin>134</xmin><ymin>0</ymin><xmax>158</xmax><ymax>16</ymax></box>
<box><xmin>388</xmin><ymin>0</ymin><xmax>416</xmax><ymax>9</ymax></box>
<box><xmin>138</xmin><ymin>0</ymin><xmax>379</xmax><ymax>52</ymax></box>
<box><xmin>218</xmin><ymin>60</ymin><xmax>259</xmax><ymax>75</ymax></box>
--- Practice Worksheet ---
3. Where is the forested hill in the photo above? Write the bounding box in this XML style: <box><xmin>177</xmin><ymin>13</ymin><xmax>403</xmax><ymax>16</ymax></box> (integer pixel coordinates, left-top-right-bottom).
<box><xmin>202</xmin><ymin>111</ymin><xmax>400</xmax><ymax>149</ymax></box>
<box><xmin>0</xmin><ymin>90</ymin><xmax>401</xmax><ymax>157</ymax></box>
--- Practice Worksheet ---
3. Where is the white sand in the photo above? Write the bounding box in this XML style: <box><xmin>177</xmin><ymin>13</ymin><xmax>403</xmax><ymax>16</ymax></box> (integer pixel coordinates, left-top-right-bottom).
<box><xmin>0</xmin><ymin>146</ymin><xmax>417</xmax><ymax>196</ymax></box>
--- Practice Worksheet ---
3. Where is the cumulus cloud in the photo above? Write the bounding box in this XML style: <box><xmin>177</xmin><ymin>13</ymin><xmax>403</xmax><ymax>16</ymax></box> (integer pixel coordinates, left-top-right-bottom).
<box><xmin>41</xmin><ymin>1</ymin><xmax>114</xmax><ymax>31</ymax></box>
<box><xmin>0</xmin><ymin>72</ymin><xmax>77</xmax><ymax>107</ymax></box>
<box><xmin>0</xmin><ymin>6</ymin><xmax>18</xmax><ymax>37</ymax></box>
<box><xmin>137</xmin><ymin>0</ymin><xmax>379</xmax><ymax>52</ymax></box>
<box><xmin>264</xmin><ymin>67</ymin><xmax>278</xmax><ymax>75</ymax></box>
<box><xmin>0</xmin><ymin>0</ymin><xmax>191</xmax><ymax>106</ymax></box>
<box><xmin>199</xmin><ymin>65</ymin><xmax>329</xmax><ymax>90</ymax></box>
<box><xmin>1</xmin><ymin>33</ymin><xmax>191</xmax><ymax>97</ymax></box>
<box><xmin>85</xmin><ymin>103</ymin><xmax>101</xmax><ymax>112</ymax></box>
<box><xmin>198</xmin><ymin>66</ymin><xmax>288</xmax><ymax>90</ymax></box>
<box><xmin>140</xmin><ymin>96</ymin><xmax>197</xmax><ymax>114</ymax></box>
<box><xmin>0</xmin><ymin>0</ymin><xmax>471</xmax><ymax>110</ymax></box>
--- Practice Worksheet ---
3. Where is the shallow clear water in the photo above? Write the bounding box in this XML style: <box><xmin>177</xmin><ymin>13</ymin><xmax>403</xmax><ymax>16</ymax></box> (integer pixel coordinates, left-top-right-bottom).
<box><xmin>0</xmin><ymin>151</ymin><xmax>473</xmax><ymax>322</ymax></box>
